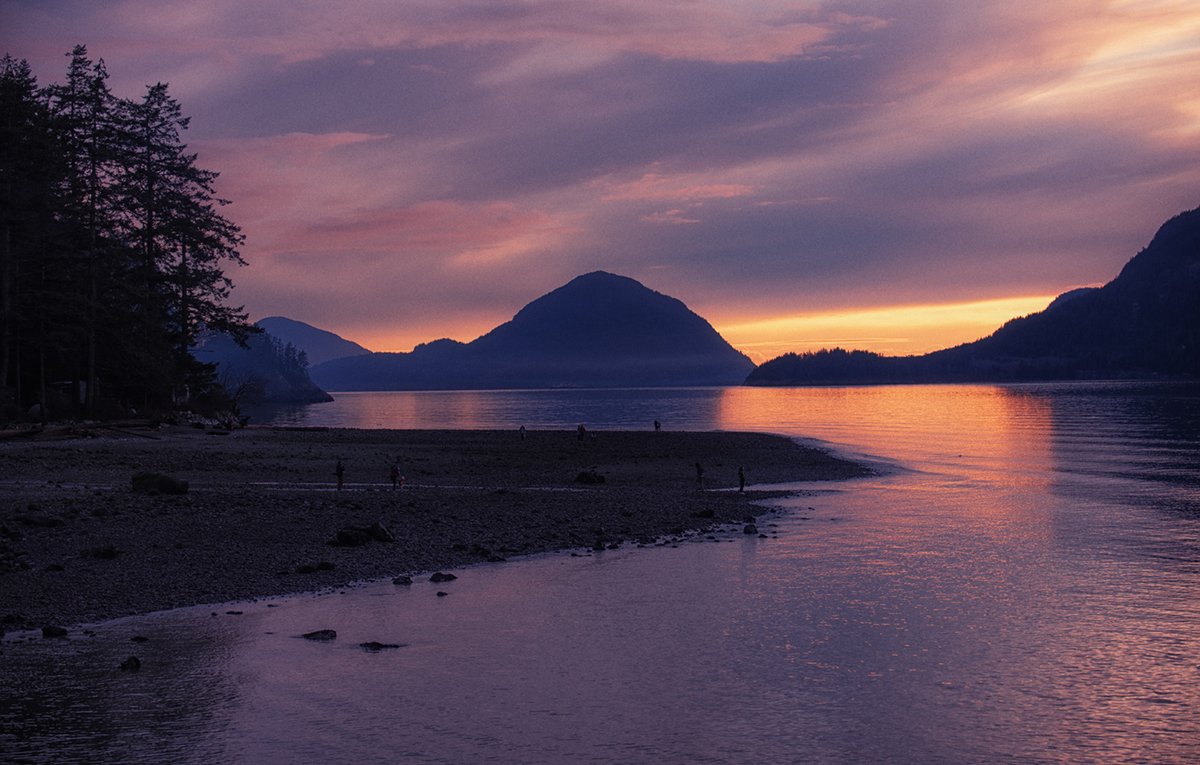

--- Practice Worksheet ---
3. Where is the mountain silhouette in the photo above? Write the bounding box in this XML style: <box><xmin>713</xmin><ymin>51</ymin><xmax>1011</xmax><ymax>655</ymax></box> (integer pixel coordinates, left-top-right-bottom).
<box><xmin>747</xmin><ymin>206</ymin><xmax>1200</xmax><ymax>385</ymax></box>
<box><xmin>256</xmin><ymin>316</ymin><xmax>371</xmax><ymax>366</ymax></box>
<box><xmin>196</xmin><ymin>328</ymin><xmax>333</xmax><ymax>405</ymax></box>
<box><xmin>310</xmin><ymin>271</ymin><xmax>754</xmax><ymax>390</ymax></box>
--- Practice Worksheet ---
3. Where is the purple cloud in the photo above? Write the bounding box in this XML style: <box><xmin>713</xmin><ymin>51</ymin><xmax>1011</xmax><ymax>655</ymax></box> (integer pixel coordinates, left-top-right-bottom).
<box><xmin>3</xmin><ymin>0</ymin><xmax>1199</xmax><ymax>352</ymax></box>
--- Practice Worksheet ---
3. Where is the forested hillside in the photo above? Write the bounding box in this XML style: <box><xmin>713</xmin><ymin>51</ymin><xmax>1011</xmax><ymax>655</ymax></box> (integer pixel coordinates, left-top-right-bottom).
<box><xmin>0</xmin><ymin>47</ymin><xmax>253</xmax><ymax>420</ymax></box>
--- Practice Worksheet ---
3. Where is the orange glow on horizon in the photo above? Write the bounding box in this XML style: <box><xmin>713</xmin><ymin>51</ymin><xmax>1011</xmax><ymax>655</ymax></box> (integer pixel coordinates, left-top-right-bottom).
<box><xmin>328</xmin><ymin>292</ymin><xmax>1065</xmax><ymax>362</ymax></box>
<box><xmin>716</xmin><ymin>294</ymin><xmax>1063</xmax><ymax>363</ymax></box>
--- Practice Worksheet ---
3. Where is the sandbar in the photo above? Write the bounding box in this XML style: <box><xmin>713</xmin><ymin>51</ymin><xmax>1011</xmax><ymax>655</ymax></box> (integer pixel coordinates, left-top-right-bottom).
<box><xmin>0</xmin><ymin>426</ymin><xmax>868</xmax><ymax>630</ymax></box>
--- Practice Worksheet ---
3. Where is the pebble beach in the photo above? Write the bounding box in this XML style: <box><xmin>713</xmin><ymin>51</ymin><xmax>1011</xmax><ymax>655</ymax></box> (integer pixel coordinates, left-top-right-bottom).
<box><xmin>0</xmin><ymin>425</ymin><xmax>868</xmax><ymax>631</ymax></box>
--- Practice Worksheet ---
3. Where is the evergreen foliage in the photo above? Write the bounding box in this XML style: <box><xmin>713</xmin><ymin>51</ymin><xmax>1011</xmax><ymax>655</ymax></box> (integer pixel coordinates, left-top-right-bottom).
<box><xmin>0</xmin><ymin>47</ymin><xmax>252</xmax><ymax>420</ymax></box>
<box><xmin>196</xmin><ymin>329</ymin><xmax>333</xmax><ymax>406</ymax></box>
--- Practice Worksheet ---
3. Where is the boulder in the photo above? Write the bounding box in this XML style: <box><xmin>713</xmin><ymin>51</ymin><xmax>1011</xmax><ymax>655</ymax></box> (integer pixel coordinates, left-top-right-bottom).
<box><xmin>392</xmin><ymin>576</ymin><xmax>413</xmax><ymax>586</ymax></box>
<box><xmin>330</xmin><ymin>521</ymin><xmax>394</xmax><ymax>547</ymax></box>
<box><xmin>365</xmin><ymin>521</ymin><xmax>395</xmax><ymax>543</ymax></box>
<box><xmin>119</xmin><ymin>656</ymin><xmax>141</xmax><ymax>672</ymax></box>
<box><xmin>429</xmin><ymin>572</ymin><xmax>457</xmax><ymax>583</ymax></box>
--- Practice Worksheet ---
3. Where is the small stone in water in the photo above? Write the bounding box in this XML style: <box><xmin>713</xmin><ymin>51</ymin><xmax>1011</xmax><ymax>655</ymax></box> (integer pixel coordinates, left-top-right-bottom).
<box><xmin>301</xmin><ymin>629</ymin><xmax>337</xmax><ymax>641</ymax></box>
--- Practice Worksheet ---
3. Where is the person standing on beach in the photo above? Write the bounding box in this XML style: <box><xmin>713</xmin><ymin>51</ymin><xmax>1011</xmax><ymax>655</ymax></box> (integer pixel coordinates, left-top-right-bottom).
<box><xmin>695</xmin><ymin>462</ymin><xmax>705</xmax><ymax>491</ymax></box>
<box><xmin>389</xmin><ymin>460</ymin><xmax>402</xmax><ymax>490</ymax></box>
<box><xmin>519</xmin><ymin>425</ymin><xmax>526</xmax><ymax>441</ymax></box>
<box><xmin>654</xmin><ymin>419</ymin><xmax>661</xmax><ymax>432</ymax></box>
<box><xmin>577</xmin><ymin>424</ymin><xmax>587</xmax><ymax>441</ymax></box>
<box><xmin>335</xmin><ymin>458</ymin><xmax>345</xmax><ymax>491</ymax></box>
<box><xmin>738</xmin><ymin>466</ymin><xmax>746</xmax><ymax>493</ymax></box>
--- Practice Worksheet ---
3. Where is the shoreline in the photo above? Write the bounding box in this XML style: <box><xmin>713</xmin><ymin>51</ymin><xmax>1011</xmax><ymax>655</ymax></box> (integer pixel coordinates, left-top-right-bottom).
<box><xmin>0</xmin><ymin>426</ymin><xmax>869</xmax><ymax>632</ymax></box>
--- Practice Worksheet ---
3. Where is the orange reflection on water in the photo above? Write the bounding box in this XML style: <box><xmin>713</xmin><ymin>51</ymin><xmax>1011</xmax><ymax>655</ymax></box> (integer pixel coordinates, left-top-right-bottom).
<box><xmin>716</xmin><ymin>383</ymin><xmax>1057</xmax><ymax>524</ymax></box>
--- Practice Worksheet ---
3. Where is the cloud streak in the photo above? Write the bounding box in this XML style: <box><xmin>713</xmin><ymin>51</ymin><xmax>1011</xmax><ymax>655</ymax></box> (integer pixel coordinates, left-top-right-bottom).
<box><xmin>4</xmin><ymin>0</ymin><xmax>1199</xmax><ymax>354</ymax></box>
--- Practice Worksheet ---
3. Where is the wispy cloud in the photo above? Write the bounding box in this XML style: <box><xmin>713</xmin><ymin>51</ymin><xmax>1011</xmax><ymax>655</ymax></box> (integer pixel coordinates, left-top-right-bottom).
<box><xmin>5</xmin><ymin>0</ymin><xmax>1199</xmax><ymax>354</ymax></box>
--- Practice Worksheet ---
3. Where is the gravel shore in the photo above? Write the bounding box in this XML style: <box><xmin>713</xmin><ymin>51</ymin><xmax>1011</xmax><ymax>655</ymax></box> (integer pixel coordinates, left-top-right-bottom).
<box><xmin>0</xmin><ymin>425</ymin><xmax>868</xmax><ymax>630</ymax></box>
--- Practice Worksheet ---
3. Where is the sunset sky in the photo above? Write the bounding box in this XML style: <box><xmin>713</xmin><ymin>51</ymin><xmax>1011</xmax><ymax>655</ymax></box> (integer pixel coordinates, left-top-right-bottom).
<box><xmin>4</xmin><ymin>1</ymin><xmax>1199</xmax><ymax>361</ymax></box>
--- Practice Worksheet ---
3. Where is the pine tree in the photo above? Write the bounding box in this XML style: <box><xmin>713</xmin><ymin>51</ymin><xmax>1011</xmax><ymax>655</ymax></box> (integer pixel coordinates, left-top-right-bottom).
<box><xmin>0</xmin><ymin>46</ymin><xmax>255</xmax><ymax>419</ymax></box>
<box><xmin>43</xmin><ymin>45</ymin><xmax>124</xmax><ymax>416</ymax></box>
<box><xmin>115</xmin><ymin>81</ymin><xmax>251</xmax><ymax>405</ymax></box>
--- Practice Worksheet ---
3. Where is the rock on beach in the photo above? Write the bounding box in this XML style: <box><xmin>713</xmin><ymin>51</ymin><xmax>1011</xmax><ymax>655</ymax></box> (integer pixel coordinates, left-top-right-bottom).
<box><xmin>0</xmin><ymin>426</ymin><xmax>868</xmax><ymax>629</ymax></box>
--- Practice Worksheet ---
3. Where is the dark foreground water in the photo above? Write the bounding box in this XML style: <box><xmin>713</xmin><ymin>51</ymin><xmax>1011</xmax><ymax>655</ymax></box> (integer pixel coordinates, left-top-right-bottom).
<box><xmin>3</xmin><ymin>383</ymin><xmax>1199</xmax><ymax>764</ymax></box>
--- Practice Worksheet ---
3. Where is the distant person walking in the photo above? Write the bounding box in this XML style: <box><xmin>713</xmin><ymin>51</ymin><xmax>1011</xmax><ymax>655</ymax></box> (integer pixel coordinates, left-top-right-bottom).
<box><xmin>519</xmin><ymin>425</ymin><xmax>526</xmax><ymax>441</ymax></box>
<box><xmin>335</xmin><ymin>458</ymin><xmax>345</xmax><ymax>492</ymax></box>
<box><xmin>653</xmin><ymin>419</ymin><xmax>661</xmax><ymax>432</ymax></box>
<box><xmin>389</xmin><ymin>460</ymin><xmax>402</xmax><ymax>491</ymax></box>
<box><xmin>695</xmin><ymin>461</ymin><xmax>705</xmax><ymax>491</ymax></box>
<box><xmin>738</xmin><ymin>466</ymin><xmax>745</xmax><ymax>493</ymax></box>
<box><xmin>577</xmin><ymin>424</ymin><xmax>587</xmax><ymax>441</ymax></box>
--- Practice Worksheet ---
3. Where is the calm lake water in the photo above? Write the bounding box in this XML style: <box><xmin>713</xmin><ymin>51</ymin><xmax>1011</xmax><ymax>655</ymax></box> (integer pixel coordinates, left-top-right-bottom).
<box><xmin>4</xmin><ymin>382</ymin><xmax>1200</xmax><ymax>764</ymax></box>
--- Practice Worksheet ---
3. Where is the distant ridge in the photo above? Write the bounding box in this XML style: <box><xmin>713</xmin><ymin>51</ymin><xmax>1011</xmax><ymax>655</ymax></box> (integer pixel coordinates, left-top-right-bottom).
<box><xmin>256</xmin><ymin>316</ymin><xmax>371</xmax><ymax>366</ymax></box>
<box><xmin>311</xmin><ymin>271</ymin><xmax>754</xmax><ymax>390</ymax></box>
<box><xmin>747</xmin><ymin>206</ymin><xmax>1200</xmax><ymax>385</ymax></box>
<box><xmin>195</xmin><ymin>329</ymin><xmax>333</xmax><ymax>405</ymax></box>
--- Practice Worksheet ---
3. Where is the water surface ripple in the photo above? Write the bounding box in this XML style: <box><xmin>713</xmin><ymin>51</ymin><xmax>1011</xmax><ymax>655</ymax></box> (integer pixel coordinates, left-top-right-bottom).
<box><xmin>3</xmin><ymin>382</ymin><xmax>1198</xmax><ymax>764</ymax></box>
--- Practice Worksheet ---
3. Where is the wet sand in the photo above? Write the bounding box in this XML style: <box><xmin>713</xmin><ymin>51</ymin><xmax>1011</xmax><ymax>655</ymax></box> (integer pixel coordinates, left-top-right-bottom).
<box><xmin>0</xmin><ymin>426</ymin><xmax>868</xmax><ymax>630</ymax></box>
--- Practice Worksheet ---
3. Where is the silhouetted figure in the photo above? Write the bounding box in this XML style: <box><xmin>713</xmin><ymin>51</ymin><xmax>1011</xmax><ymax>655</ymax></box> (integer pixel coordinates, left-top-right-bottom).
<box><xmin>653</xmin><ymin>419</ymin><xmax>661</xmax><ymax>432</ymax></box>
<box><xmin>577</xmin><ymin>424</ymin><xmax>587</xmax><ymax>441</ymax></box>
<box><xmin>335</xmin><ymin>458</ymin><xmax>345</xmax><ymax>491</ymax></box>
<box><xmin>695</xmin><ymin>462</ymin><xmax>705</xmax><ymax>491</ymax></box>
<box><xmin>519</xmin><ymin>425</ymin><xmax>526</xmax><ymax>441</ymax></box>
<box><xmin>389</xmin><ymin>460</ymin><xmax>401</xmax><ymax>490</ymax></box>
<box><xmin>738</xmin><ymin>466</ymin><xmax>745</xmax><ymax>493</ymax></box>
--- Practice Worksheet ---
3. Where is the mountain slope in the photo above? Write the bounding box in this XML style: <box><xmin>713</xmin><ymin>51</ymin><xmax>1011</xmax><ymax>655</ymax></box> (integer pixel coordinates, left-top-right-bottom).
<box><xmin>311</xmin><ymin>271</ymin><xmax>754</xmax><ymax>390</ymax></box>
<box><xmin>256</xmin><ymin>316</ymin><xmax>371</xmax><ymax>366</ymax></box>
<box><xmin>748</xmin><ymin>206</ymin><xmax>1200</xmax><ymax>385</ymax></box>
<box><xmin>195</xmin><ymin>330</ymin><xmax>333</xmax><ymax>404</ymax></box>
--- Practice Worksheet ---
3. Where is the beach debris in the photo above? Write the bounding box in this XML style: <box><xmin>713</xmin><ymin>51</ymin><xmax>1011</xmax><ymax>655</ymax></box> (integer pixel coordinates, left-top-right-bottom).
<box><xmin>301</xmin><ymin>629</ymin><xmax>337</xmax><ymax>641</ymax></box>
<box><xmin>13</xmin><ymin>512</ymin><xmax>64</xmax><ymax>528</ymax></box>
<box><xmin>359</xmin><ymin>641</ymin><xmax>404</xmax><ymax>652</ymax></box>
<box><xmin>429</xmin><ymin>571</ymin><xmax>457</xmax><ymax>583</ymax></box>
<box><xmin>436</xmin><ymin>591</ymin><xmax>449</xmax><ymax>597</ymax></box>
<box><xmin>80</xmin><ymin>545</ymin><xmax>120</xmax><ymax>560</ymax></box>
<box><xmin>41</xmin><ymin>625</ymin><xmax>68</xmax><ymax>638</ymax></box>
<box><xmin>131</xmin><ymin>635</ymin><xmax>149</xmax><ymax>643</ymax></box>
<box><xmin>296</xmin><ymin>561</ymin><xmax>336</xmax><ymax>574</ymax></box>
<box><xmin>392</xmin><ymin>576</ymin><xmax>413</xmax><ymax>585</ymax></box>
<box><xmin>131</xmin><ymin>471</ymin><xmax>189</xmax><ymax>495</ymax></box>
<box><xmin>119</xmin><ymin>656</ymin><xmax>141</xmax><ymax>672</ymax></box>
<box><xmin>574</xmin><ymin>469</ymin><xmax>605</xmax><ymax>484</ymax></box>
<box><xmin>333</xmin><ymin>527</ymin><xmax>370</xmax><ymax>547</ymax></box>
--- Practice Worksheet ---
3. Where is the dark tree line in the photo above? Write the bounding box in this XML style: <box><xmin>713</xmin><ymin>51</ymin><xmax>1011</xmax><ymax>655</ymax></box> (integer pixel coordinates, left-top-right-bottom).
<box><xmin>0</xmin><ymin>46</ymin><xmax>253</xmax><ymax>421</ymax></box>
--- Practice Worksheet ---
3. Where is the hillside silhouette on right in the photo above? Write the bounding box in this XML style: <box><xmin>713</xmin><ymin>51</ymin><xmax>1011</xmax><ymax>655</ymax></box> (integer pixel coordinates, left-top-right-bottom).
<box><xmin>747</xmin><ymin>206</ymin><xmax>1200</xmax><ymax>385</ymax></box>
